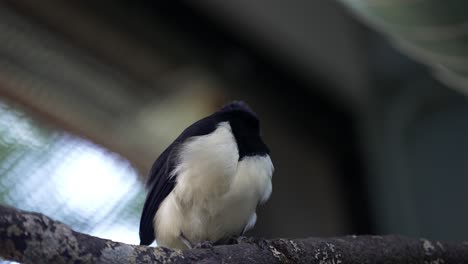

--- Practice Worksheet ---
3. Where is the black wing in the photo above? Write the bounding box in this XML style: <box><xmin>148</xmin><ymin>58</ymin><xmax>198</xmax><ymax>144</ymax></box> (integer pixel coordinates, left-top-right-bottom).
<box><xmin>138</xmin><ymin>115</ymin><xmax>220</xmax><ymax>245</ymax></box>
<box><xmin>139</xmin><ymin>144</ymin><xmax>178</xmax><ymax>245</ymax></box>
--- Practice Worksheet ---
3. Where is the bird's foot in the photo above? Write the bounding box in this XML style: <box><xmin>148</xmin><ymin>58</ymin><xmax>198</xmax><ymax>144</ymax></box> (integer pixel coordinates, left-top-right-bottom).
<box><xmin>227</xmin><ymin>235</ymin><xmax>252</xmax><ymax>245</ymax></box>
<box><xmin>193</xmin><ymin>240</ymin><xmax>214</xmax><ymax>249</ymax></box>
<box><xmin>179</xmin><ymin>233</ymin><xmax>194</xmax><ymax>249</ymax></box>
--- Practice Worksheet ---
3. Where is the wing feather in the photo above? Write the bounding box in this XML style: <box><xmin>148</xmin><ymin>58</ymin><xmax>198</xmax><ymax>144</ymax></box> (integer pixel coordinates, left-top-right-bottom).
<box><xmin>139</xmin><ymin>145</ymin><xmax>178</xmax><ymax>245</ymax></box>
<box><xmin>139</xmin><ymin>116</ymin><xmax>219</xmax><ymax>245</ymax></box>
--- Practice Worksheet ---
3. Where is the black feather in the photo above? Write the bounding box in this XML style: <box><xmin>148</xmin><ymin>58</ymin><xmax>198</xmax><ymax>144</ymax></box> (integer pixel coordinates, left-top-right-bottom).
<box><xmin>139</xmin><ymin>146</ymin><xmax>177</xmax><ymax>245</ymax></box>
<box><xmin>139</xmin><ymin>114</ymin><xmax>219</xmax><ymax>245</ymax></box>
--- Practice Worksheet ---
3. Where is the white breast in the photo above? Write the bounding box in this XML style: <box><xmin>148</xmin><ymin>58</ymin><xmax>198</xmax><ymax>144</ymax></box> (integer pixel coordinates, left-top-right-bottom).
<box><xmin>154</xmin><ymin>122</ymin><xmax>273</xmax><ymax>249</ymax></box>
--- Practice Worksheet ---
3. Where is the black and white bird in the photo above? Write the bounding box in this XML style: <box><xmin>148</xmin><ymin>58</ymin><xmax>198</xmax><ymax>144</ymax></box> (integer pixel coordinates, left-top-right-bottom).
<box><xmin>139</xmin><ymin>101</ymin><xmax>273</xmax><ymax>249</ymax></box>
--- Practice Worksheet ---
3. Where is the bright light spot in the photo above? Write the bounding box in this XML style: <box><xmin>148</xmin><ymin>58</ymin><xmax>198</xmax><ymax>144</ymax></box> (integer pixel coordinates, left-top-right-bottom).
<box><xmin>0</xmin><ymin>101</ymin><xmax>146</xmax><ymax>246</ymax></box>
<box><xmin>52</xmin><ymin>143</ymin><xmax>139</xmax><ymax>216</ymax></box>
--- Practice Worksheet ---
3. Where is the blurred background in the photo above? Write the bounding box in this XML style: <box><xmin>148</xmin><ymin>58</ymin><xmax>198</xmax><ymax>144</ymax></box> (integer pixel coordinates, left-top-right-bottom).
<box><xmin>1</xmin><ymin>0</ymin><xmax>468</xmax><ymax>258</ymax></box>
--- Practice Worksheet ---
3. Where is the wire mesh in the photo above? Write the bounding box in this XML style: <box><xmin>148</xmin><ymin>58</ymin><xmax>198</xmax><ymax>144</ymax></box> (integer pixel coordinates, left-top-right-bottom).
<box><xmin>0</xmin><ymin>100</ymin><xmax>146</xmax><ymax>261</ymax></box>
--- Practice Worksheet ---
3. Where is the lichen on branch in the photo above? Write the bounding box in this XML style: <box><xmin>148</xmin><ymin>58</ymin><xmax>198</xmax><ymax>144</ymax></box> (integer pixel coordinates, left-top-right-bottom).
<box><xmin>0</xmin><ymin>204</ymin><xmax>467</xmax><ymax>264</ymax></box>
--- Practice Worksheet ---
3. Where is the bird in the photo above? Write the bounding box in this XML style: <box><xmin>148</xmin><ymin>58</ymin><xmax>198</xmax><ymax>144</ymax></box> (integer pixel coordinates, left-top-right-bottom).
<box><xmin>139</xmin><ymin>101</ymin><xmax>273</xmax><ymax>249</ymax></box>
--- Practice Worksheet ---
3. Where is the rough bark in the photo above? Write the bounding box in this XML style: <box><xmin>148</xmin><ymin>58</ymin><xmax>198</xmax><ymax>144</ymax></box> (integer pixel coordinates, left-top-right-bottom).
<box><xmin>0</xmin><ymin>204</ymin><xmax>467</xmax><ymax>264</ymax></box>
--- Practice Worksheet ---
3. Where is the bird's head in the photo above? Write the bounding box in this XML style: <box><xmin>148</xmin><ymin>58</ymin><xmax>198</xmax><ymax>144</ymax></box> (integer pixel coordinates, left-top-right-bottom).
<box><xmin>217</xmin><ymin>101</ymin><xmax>269</xmax><ymax>158</ymax></box>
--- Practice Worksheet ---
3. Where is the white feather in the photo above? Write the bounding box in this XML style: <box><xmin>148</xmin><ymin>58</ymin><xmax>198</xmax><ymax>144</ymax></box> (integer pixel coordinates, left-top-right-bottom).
<box><xmin>154</xmin><ymin>122</ymin><xmax>273</xmax><ymax>249</ymax></box>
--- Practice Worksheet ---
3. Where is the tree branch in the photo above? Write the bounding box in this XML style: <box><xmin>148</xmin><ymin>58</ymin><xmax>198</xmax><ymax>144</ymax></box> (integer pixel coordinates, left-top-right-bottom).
<box><xmin>0</xmin><ymin>204</ymin><xmax>467</xmax><ymax>264</ymax></box>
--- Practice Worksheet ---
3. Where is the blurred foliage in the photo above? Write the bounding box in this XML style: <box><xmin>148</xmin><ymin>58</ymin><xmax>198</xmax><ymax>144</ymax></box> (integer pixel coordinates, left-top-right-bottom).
<box><xmin>339</xmin><ymin>0</ymin><xmax>468</xmax><ymax>93</ymax></box>
<box><xmin>0</xmin><ymin>100</ymin><xmax>145</xmax><ymax>246</ymax></box>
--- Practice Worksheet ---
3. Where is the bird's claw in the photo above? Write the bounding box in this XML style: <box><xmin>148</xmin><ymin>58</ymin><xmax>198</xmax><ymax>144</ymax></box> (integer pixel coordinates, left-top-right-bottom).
<box><xmin>236</xmin><ymin>235</ymin><xmax>250</xmax><ymax>244</ymax></box>
<box><xmin>194</xmin><ymin>240</ymin><xmax>214</xmax><ymax>249</ymax></box>
<box><xmin>226</xmin><ymin>235</ymin><xmax>251</xmax><ymax>245</ymax></box>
